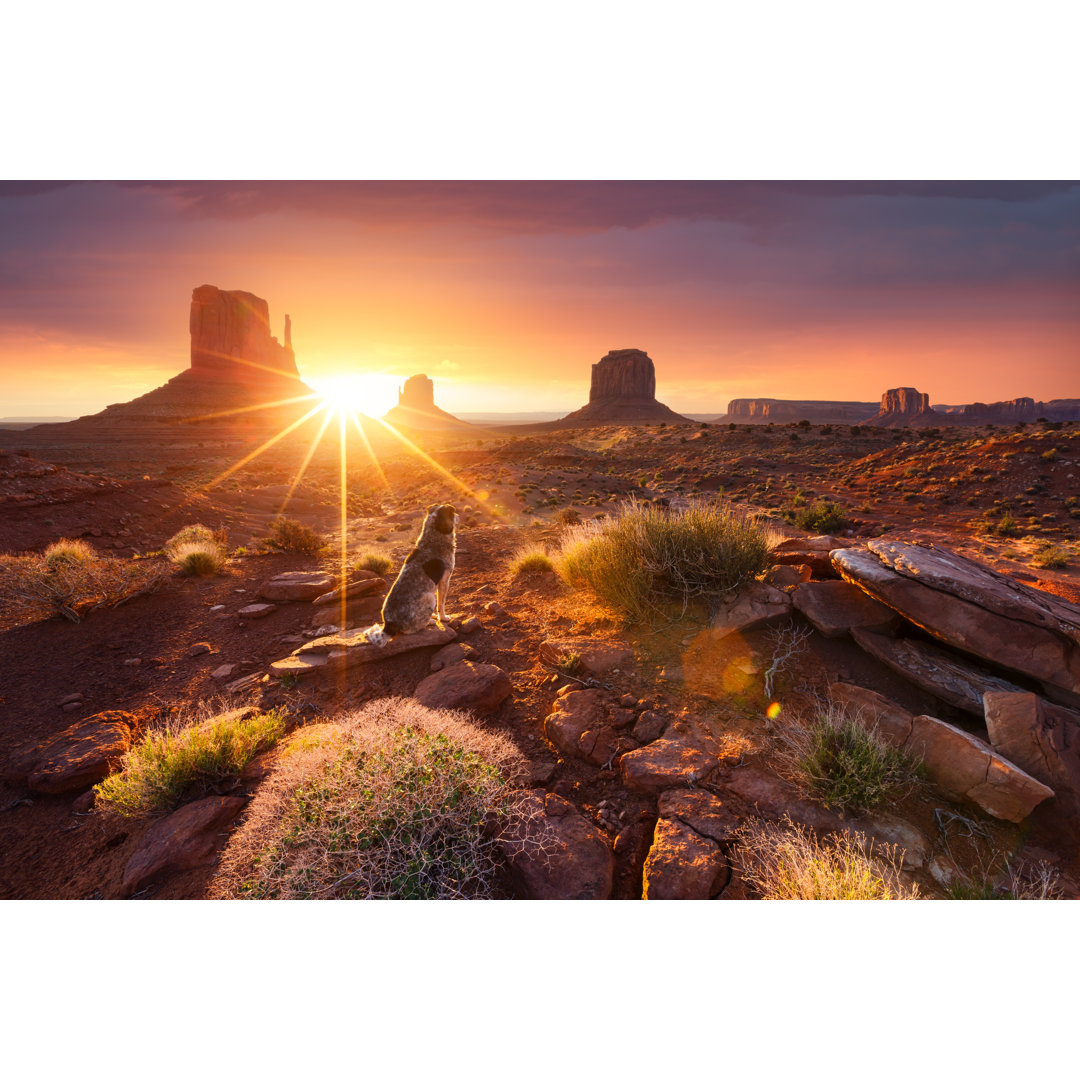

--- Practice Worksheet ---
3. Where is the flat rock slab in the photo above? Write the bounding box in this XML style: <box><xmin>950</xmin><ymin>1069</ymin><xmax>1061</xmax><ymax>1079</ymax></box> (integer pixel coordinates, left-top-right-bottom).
<box><xmin>657</xmin><ymin>788</ymin><xmax>740</xmax><ymax>845</ymax></box>
<box><xmin>851</xmin><ymin>629</ymin><xmax>1025</xmax><ymax>717</ymax></box>
<box><xmin>120</xmin><ymin>796</ymin><xmax>247</xmax><ymax>898</ymax></box>
<box><xmin>414</xmin><ymin>662</ymin><xmax>511</xmax><ymax>717</ymax></box>
<box><xmin>792</xmin><ymin>580</ymin><xmax>899</xmax><ymax>638</ymax></box>
<box><xmin>834</xmin><ymin>540</ymin><xmax>1080</xmax><ymax>697</ymax></box>
<box><xmin>620</xmin><ymin>731</ymin><xmax>719</xmax><ymax>794</ymax></box>
<box><xmin>499</xmin><ymin>791</ymin><xmax>614</xmax><ymax>900</ymax></box>
<box><xmin>643</xmin><ymin>817</ymin><xmax>728</xmax><ymax>899</ymax></box>
<box><xmin>239</xmin><ymin>603</ymin><xmax>277</xmax><ymax>619</ymax></box>
<box><xmin>710</xmin><ymin>581</ymin><xmax>791</xmax><ymax>637</ymax></box>
<box><xmin>260</xmin><ymin>571</ymin><xmax>334</xmax><ymax>602</ymax></box>
<box><xmin>269</xmin><ymin>653</ymin><xmax>330</xmax><ymax>679</ymax></box>
<box><xmin>770</xmin><ymin>534</ymin><xmax>855</xmax><ymax>578</ymax></box>
<box><xmin>539</xmin><ymin>637</ymin><xmax>632</xmax><ymax>676</ymax></box>
<box><xmin>721</xmin><ymin>765</ymin><xmax>846</xmax><ymax>833</ymax></box>
<box><xmin>313</xmin><ymin>576</ymin><xmax>385</xmax><ymax>606</ymax></box>
<box><xmin>6</xmin><ymin>711</ymin><xmax>135</xmax><ymax>793</ymax></box>
<box><xmin>841</xmin><ymin>814</ymin><xmax>930</xmax><ymax>870</ymax></box>
<box><xmin>297</xmin><ymin>625</ymin><xmax>457</xmax><ymax>669</ymax></box>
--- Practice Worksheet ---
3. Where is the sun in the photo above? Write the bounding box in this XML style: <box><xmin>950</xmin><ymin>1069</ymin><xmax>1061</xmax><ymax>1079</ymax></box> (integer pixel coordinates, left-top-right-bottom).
<box><xmin>308</xmin><ymin>372</ymin><xmax>404</xmax><ymax>418</ymax></box>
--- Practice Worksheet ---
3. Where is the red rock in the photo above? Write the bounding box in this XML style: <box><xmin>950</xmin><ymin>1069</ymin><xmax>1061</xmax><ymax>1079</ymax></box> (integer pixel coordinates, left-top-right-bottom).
<box><xmin>710</xmin><ymin>581</ymin><xmax>791</xmax><ymax>637</ymax></box>
<box><xmin>632</xmin><ymin>710</ymin><xmax>668</xmax><ymax>744</ymax></box>
<box><xmin>721</xmin><ymin>765</ymin><xmax>846</xmax><ymax>832</ymax></box>
<box><xmin>539</xmin><ymin>637</ymin><xmax>632</xmax><ymax>675</ymax></box>
<box><xmin>239</xmin><ymin>603</ymin><xmax>277</xmax><ymax>619</ymax></box>
<box><xmin>560</xmin><ymin>349</ymin><xmax>690</xmax><ymax>424</ymax></box>
<box><xmin>260</xmin><ymin>571</ymin><xmax>334</xmax><ymax>603</ymax></box>
<box><xmin>827</xmin><ymin>682</ymin><xmax>914</xmax><ymax>748</ymax></box>
<box><xmin>643</xmin><ymin>818</ymin><xmax>728</xmax><ymax>899</ymax></box>
<box><xmin>764</xmin><ymin>563</ymin><xmax>812</xmax><ymax>588</ymax></box>
<box><xmin>543</xmin><ymin>689</ymin><xmax>607</xmax><ymax>759</ymax></box>
<box><xmin>498</xmin><ymin>792</ymin><xmax>614</xmax><ymax>900</ymax></box>
<box><xmin>619</xmin><ymin>732</ymin><xmax>719</xmax><ymax>794</ymax></box>
<box><xmin>299</xmin><ymin>625</ymin><xmax>457</xmax><ymax>669</ymax></box>
<box><xmin>414</xmin><ymin>662</ymin><xmax>511</xmax><ymax>717</ymax></box>
<box><xmin>792</xmin><ymin>580</ymin><xmax>899</xmax><ymax>638</ymax></box>
<box><xmin>120</xmin><ymin>796</ymin><xmax>247</xmax><ymax>897</ymax></box>
<box><xmin>864</xmin><ymin>386</ymin><xmax>934</xmax><ymax>427</ymax></box>
<box><xmin>657</xmin><ymin>789</ymin><xmax>739</xmax><ymax>844</ymax></box>
<box><xmin>429</xmin><ymin>642</ymin><xmax>473</xmax><ymax>672</ymax></box>
<box><xmin>5</xmin><ymin>711</ymin><xmax>135</xmax><ymax>793</ymax></box>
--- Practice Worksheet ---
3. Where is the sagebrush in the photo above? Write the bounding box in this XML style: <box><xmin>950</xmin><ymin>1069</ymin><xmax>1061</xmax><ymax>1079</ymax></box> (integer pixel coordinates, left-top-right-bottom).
<box><xmin>94</xmin><ymin>705</ymin><xmax>286</xmax><ymax>816</ymax></box>
<box><xmin>211</xmin><ymin>698</ymin><xmax>543</xmax><ymax>900</ymax></box>
<box><xmin>735</xmin><ymin>817</ymin><xmax>920</xmax><ymax>900</ymax></box>
<box><xmin>267</xmin><ymin>517</ymin><xmax>325</xmax><ymax>554</ymax></box>
<box><xmin>553</xmin><ymin>498</ymin><xmax>774</xmax><ymax>621</ymax></box>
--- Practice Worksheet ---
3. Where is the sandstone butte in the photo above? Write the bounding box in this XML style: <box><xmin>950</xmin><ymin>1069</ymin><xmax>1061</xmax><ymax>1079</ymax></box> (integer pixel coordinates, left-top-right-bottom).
<box><xmin>559</xmin><ymin>349</ymin><xmax>691</xmax><ymax>425</ymax></box>
<box><xmin>381</xmin><ymin>374</ymin><xmax>472</xmax><ymax>430</ymax></box>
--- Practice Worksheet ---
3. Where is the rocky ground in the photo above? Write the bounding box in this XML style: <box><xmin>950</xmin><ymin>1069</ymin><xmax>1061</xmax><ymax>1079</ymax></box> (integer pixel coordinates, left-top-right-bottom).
<box><xmin>1</xmin><ymin>416</ymin><xmax>1078</xmax><ymax>899</ymax></box>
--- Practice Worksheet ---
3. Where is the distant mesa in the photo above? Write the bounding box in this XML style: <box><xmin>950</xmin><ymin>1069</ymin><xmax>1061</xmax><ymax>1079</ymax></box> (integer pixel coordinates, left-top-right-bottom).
<box><xmin>936</xmin><ymin>397</ymin><xmax>1080</xmax><ymax>425</ymax></box>
<box><xmin>726</xmin><ymin>399</ymin><xmax>879</xmax><ymax>424</ymax></box>
<box><xmin>864</xmin><ymin>387</ymin><xmax>935</xmax><ymax>427</ymax></box>
<box><xmin>381</xmin><ymin>375</ymin><xmax>472</xmax><ymax>431</ymax></box>
<box><xmin>560</xmin><ymin>349</ymin><xmax>691</xmax><ymax>425</ymax></box>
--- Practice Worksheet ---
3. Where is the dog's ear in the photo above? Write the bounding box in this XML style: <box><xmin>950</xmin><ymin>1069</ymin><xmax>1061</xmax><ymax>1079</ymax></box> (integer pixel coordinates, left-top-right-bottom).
<box><xmin>426</xmin><ymin>503</ymin><xmax>440</xmax><ymax>516</ymax></box>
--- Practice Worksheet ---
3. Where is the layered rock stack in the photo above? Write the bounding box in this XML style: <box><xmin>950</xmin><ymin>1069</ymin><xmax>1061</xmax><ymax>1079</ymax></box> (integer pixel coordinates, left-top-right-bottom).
<box><xmin>560</xmin><ymin>349</ymin><xmax>690</xmax><ymax>425</ymax></box>
<box><xmin>726</xmin><ymin>399</ymin><xmax>879</xmax><ymax>424</ymax></box>
<box><xmin>36</xmin><ymin>286</ymin><xmax>313</xmax><ymax>433</ymax></box>
<box><xmin>864</xmin><ymin>387</ymin><xmax>935</xmax><ymax>427</ymax></box>
<box><xmin>381</xmin><ymin>374</ymin><xmax>472</xmax><ymax>430</ymax></box>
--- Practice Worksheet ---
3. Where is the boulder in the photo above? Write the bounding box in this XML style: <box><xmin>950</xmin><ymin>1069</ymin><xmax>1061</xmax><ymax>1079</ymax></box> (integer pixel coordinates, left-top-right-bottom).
<box><xmin>620</xmin><ymin>729</ymin><xmax>719</xmax><ymax>794</ymax></box>
<box><xmin>656</xmin><ymin>788</ymin><xmax>740</xmax><ymax>845</ymax></box>
<box><xmin>908</xmin><ymin>714</ymin><xmax>1054</xmax><ymax>823</ymax></box>
<box><xmin>643</xmin><ymin>817</ymin><xmax>728</xmax><ymax>899</ymax></box>
<box><xmin>792</xmin><ymin>580</ymin><xmax>899</xmax><ymax>638</ymax></box>
<box><xmin>539</xmin><ymin>637</ymin><xmax>632</xmax><ymax>676</ymax></box>
<box><xmin>498</xmin><ymin>791</ymin><xmax>614</xmax><ymax>900</ymax></box>
<box><xmin>260</xmin><ymin>571</ymin><xmax>334</xmax><ymax>603</ymax></box>
<box><xmin>120</xmin><ymin>796</ymin><xmax>247</xmax><ymax>897</ymax></box>
<box><xmin>429</xmin><ymin>642</ymin><xmax>474</xmax><ymax>672</ymax></box>
<box><xmin>827</xmin><ymin>682</ymin><xmax>915</xmax><ymax>748</ymax></box>
<box><xmin>770</xmin><ymin>535</ymin><xmax>854</xmax><ymax>578</ymax></box>
<box><xmin>850</xmin><ymin>628</ymin><xmax>1026</xmax><ymax>717</ymax></box>
<box><xmin>6</xmin><ymin>711</ymin><xmax>135</xmax><ymax>793</ymax></box>
<box><xmin>764</xmin><ymin>563</ymin><xmax>812</xmax><ymax>589</ymax></box>
<box><xmin>834</xmin><ymin>540</ymin><xmax>1080</xmax><ymax>697</ymax></box>
<box><xmin>413</xmin><ymin>662</ymin><xmax>511</xmax><ymax>717</ymax></box>
<box><xmin>710</xmin><ymin>581</ymin><xmax>791</xmax><ymax>637</ymax></box>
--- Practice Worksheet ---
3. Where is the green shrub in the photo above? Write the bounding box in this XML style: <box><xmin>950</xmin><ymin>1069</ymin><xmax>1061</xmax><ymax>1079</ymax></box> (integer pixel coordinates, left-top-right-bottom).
<box><xmin>210</xmin><ymin>699</ymin><xmax>538</xmax><ymax>900</ymax></box>
<box><xmin>95</xmin><ymin>706</ymin><xmax>286</xmax><ymax>816</ymax></box>
<box><xmin>735</xmin><ymin>818</ymin><xmax>920</xmax><ymax>899</ymax></box>
<box><xmin>553</xmin><ymin>498</ymin><xmax>774</xmax><ymax>622</ymax></box>
<box><xmin>509</xmin><ymin>545</ymin><xmax>555</xmax><ymax>576</ymax></box>
<box><xmin>775</xmin><ymin>705</ymin><xmax>922</xmax><ymax>813</ymax></box>
<box><xmin>43</xmin><ymin>538</ymin><xmax>96</xmax><ymax>568</ymax></box>
<box><xmin>356</xmin><ymin>552</ymin><xmax>393</xmax><ymax>575</ymax></box>
<box><xmin>267</xmin><ymin>517</ymin><xmax>325</xmax><ymax>554</ymax></box>
<box><xmin>794</xmin><ymin>500</ymin><xmax>848</xmax><ymax>534</ymax></box>
<box><xmin>1031</xmin><ymin>545</ymin><xmax>1068</xmax><ymax>570</ymax></box>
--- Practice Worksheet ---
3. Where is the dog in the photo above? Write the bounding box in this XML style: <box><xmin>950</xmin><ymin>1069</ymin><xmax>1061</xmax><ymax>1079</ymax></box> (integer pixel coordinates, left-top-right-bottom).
<box><xmin>364</xmin><ymin>503</ymin><xmax>457</xmax><ymax>646</ymax></box>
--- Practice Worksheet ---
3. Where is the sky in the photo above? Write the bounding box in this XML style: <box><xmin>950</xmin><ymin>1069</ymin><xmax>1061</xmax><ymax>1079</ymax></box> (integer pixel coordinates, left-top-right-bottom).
<box><xmin>1</xmin><ymin>180</ymin><xmax>1078</xmax><ymax>417</ymax></box>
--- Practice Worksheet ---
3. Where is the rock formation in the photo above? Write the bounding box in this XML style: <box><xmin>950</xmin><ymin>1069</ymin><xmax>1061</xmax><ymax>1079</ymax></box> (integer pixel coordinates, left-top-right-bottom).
<box><xmin>560</xmin><ymin>349</ymin><xmax>690</xmax><ymax>425</ymax></box>
<box><xmin>31</xmin><ymin>286</ymin><xmax>313</xmax><ymax>433</ymax></box>
<box><xmin>726</xmin><ymin>399</ymin><xmax>879</xmax><ymax>424</ymax></box>
<box><xmin>381</xmin><ymin>374</ymin><xmax>472</xmax><ymax>430</ymax></box>
<box><xmin>863</xmin><ymin>387</ymin><xmax>935</xmax><ymax>427</ymax></box>
<box><xmin>935</xmin><ymin>397</ymin><xmax>1080</xmax><ymax>425</ymax></box>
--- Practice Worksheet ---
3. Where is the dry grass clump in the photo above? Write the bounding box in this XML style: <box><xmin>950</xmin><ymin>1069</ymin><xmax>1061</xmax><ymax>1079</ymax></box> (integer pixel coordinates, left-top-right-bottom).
<box><xmin>95</xmin><ymin>705</ymin><xmax>286</xmax><ymax>816</ymax></box>
<box><xmin>211</xmin><ymin>698</ymin><xmax>537</xmax><ymax>900</ymax></box>
<box><xmin>267</xmin><ymin>517</ymin><xmax>325</xmax><ymax>554</ymax></box>
<box><xmin>553</xmin><ymin>498</ymin><xmax>775</xmax><ymax>622</ymax></box>
<box><xmin>43</xmin><ymin>538</ymin><xmax>96</xmax><ymax>568</ymax></box>
<box><xmin>356</xmin><ymin>551</ymin><xmax>393</xmax><ymax>576</ymax></box>
<box><xmin>772</xmin><ymin>703</ymin><xmax>922</xmax><ymax>813</ymax></box>
<box><xmin>0</xmin><ymin>550</ymin><xmax>170</xmax><ymax>623</ymax></box>
<box><xmin>165</xmin><ymin>524</ymin><xmax>228</xmax><ymax>576</ymax></box>
<box><xmin>509</xmin><ymin>545</ymin><xmax>555</xmax><ymax>576</ymax></box>
<box><xmin>735</xmin><ymin>817</ymin><xmax>920</xmax><ymax>900</ymax></box>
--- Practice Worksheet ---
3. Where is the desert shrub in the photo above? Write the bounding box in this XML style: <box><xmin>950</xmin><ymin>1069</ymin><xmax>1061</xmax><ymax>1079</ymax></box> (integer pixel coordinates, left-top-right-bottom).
<box><xmin>557</xmin><ymin>508</ymin><xmax>582</xmax><ymax>527</ymax></box>
<box><xmin>553</xmin><ymin>498</ymin><xmax>774</xmax><ymax>622</ymax></box>
<box><xmin>793</xmin><ymin>500</ymin><xmax>848</xmax><ymax>533</ymax></box>
<box><xmin>774</xmin><ymin>704</ymin><xmax>922</xmax><ymax>813</ymax></box>
<box><xmin>735</xmin><ymin>818</ymin><xmax>920</xmax><ymax>900</ymax></box>
<box><xmin>0</xmin><ymin>551</ymin><xmax>170</xmax><ymax>623</ymax></box>
<box><xmin>509</xmin><ymin>545</ymin><xmax>555</xmax><ymax>576</ymax></box>
<box><xmin>1031</xmin><ymin>545</ymin><xmax>1068</xmax><ymax>570</ymax></box>
<box><xmin>95</xmin><ymin>706</ymin><xmax>286</xmax><ymax>816</ymax></box>
<box><xmin>356</xmin><ymin>552</ymin><xmax>393</xmax><ymax>575</ymax></box>
<box><xmin>170</xmin><ymin>541</ymin><xmax>226</xmax><ymax>576</ymax></box>
<box><xmin>165</xmin><ymin>523</ymin><xmax>224</xmax><ymax>552</ymax></box>
<box><xmin>43</xmin><ymin>538</ymin><xmax>96</xmax><ymax>568</ymax></box>
<box><xmin>945</xmin><ymin>860</ymin><xmax>1061</xmax><ymax>900</ymax></box>
<box><xmin>267</xmin><ymin>517</ymin><xmax>325</xmax><ymax>554</ymax></box>
<box><xmin>210</xmin><ymin>698</ymin><xmax>542</xmax><ymax>900</ymax></box>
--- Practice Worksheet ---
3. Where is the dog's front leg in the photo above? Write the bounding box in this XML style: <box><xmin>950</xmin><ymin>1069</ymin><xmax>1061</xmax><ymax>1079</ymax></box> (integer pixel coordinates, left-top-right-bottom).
<box><xmin>437</xmin><ymin>571</ymin><xmax>452</xmax><ymax>625</ymax></box>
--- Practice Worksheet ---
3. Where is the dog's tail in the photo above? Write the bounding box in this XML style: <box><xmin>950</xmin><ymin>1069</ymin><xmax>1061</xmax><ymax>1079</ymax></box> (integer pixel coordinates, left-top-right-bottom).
<box><xmin>363</xmin><ymin>620</ymin><xmax>400</xmax><ymax>647</ymax></box>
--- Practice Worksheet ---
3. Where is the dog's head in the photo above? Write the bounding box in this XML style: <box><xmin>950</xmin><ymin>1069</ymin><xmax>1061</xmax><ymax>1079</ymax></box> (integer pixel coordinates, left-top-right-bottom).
<box><xmin>427</xmin><ymin>503</ymin><xmax>457</xmax><ymax>535</ymax></box>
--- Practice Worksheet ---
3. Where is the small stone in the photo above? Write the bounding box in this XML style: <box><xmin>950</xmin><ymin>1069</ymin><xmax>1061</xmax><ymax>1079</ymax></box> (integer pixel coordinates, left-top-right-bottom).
<box><xmin>122</xmin><ymin>658</ymin><xmax>142</xmax><ymax>667</ymax></box>
<box><xmin>211</xmin><ymin>664</ymin><xmax>238</xmax><ymax>680</ymax></box>
<box><xmin>619</xmin><ymin>694</ymin><xmax>638</xmax><ymax>708</ymax></box>
<box><xmin>209</xmin><ymin>604</ymin><xmax>226</xmax><ymax>613</ymax></box>
<box><xmin>71</xmin><ymin>789</ymin><xmax>96</xmax><ymax>813</ymax></box>
<box><xmin>62</xmin><ymin>702</ymin><xmax>82</xmax><ymax>712</ymax></box>
<box><xmin>239</xmin><ymin>603</ymin><xmax>277</xmax><ymax>619</ymax></box>
<box><xmin>608</xmin><ymin>707</ymin><xmax>637</xmax><ymax>730</ymax></box>
<box><xmin>631</xmin><ymin>710</ymin><xmax>667</xmax><ymax>744</ymax></box>
<box><xmin>58</xmin><ymin>693</ymin><xmax>84</xmax><ymax>706</ymax></box>
<box><xmin>459</xmin><ymin>617</ymin><xmax>482</xmax><ymax>633</ymax></box>
<box><xmin>188</xmin><ymin>642</ymin><xmax>213</xmax><ymax>657</ymax></box>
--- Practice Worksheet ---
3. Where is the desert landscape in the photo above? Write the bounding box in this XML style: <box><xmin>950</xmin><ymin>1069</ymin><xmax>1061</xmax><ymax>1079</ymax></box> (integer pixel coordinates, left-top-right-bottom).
<box><xmin>2</xmin><ymin>184</ymin><xmax>1079</xmax><ymax>901</ymax></box>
